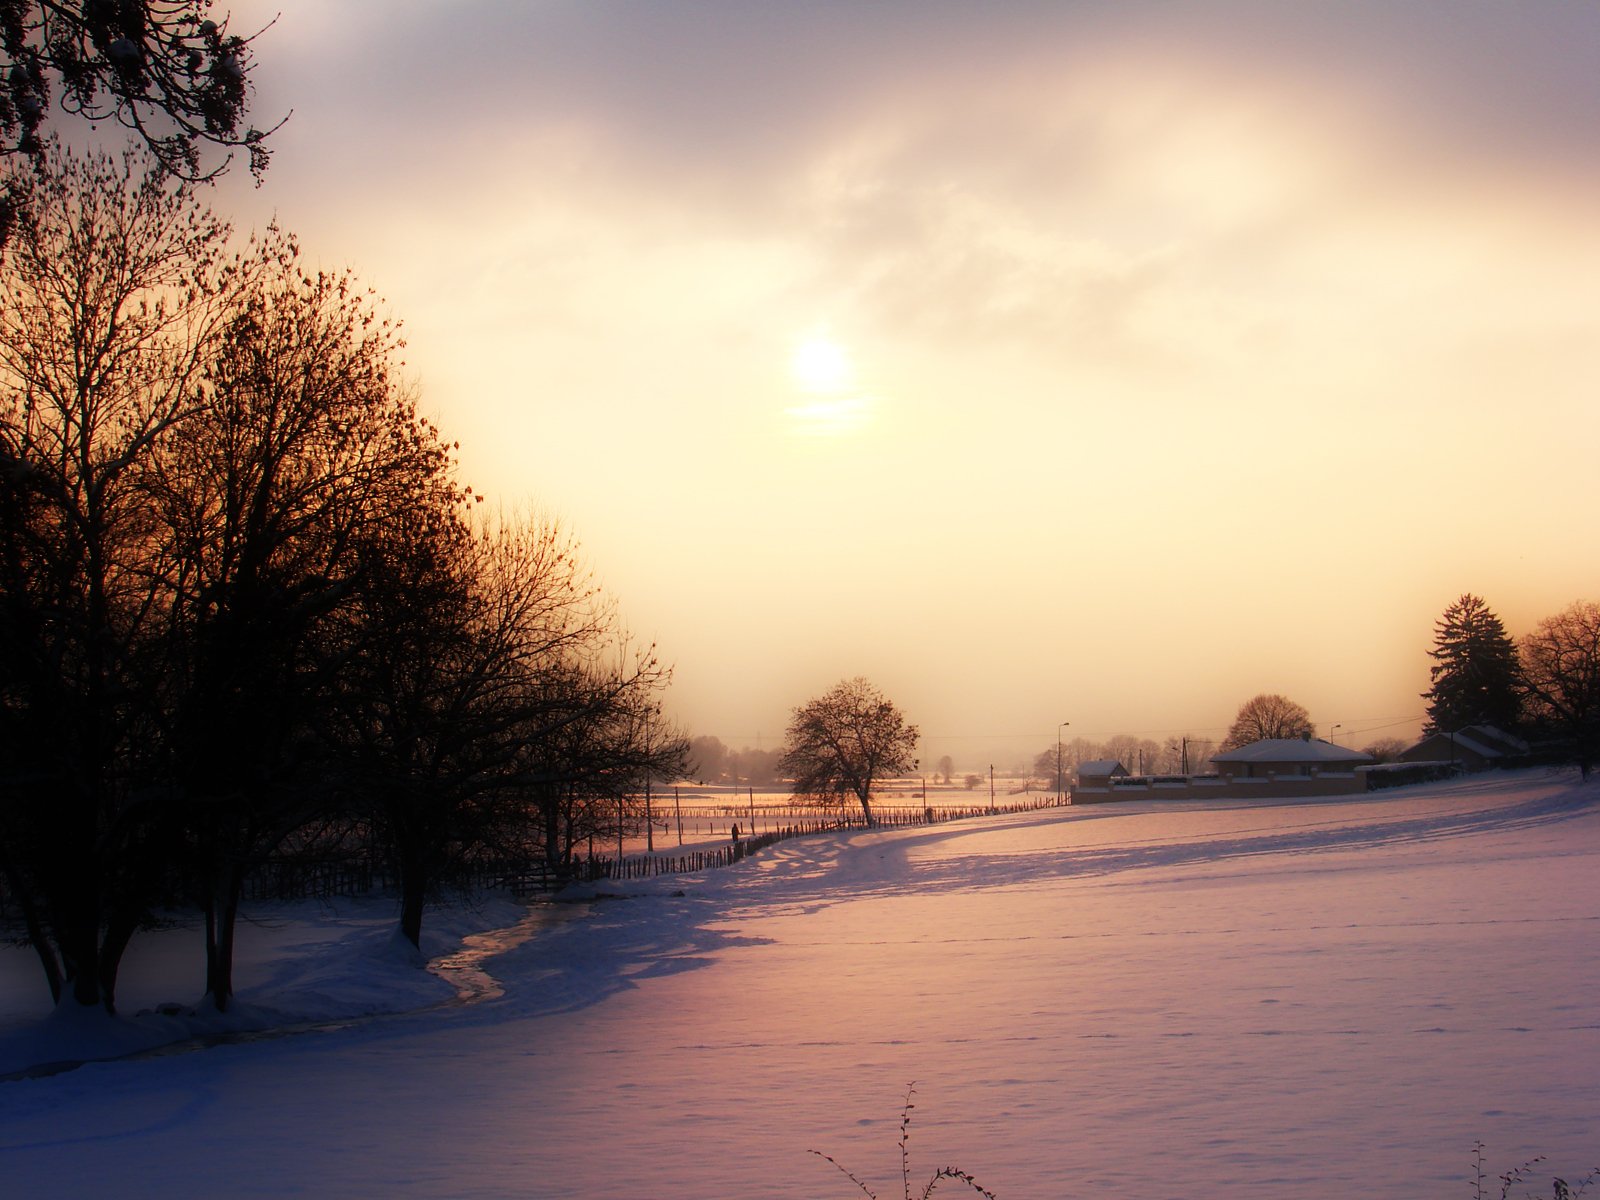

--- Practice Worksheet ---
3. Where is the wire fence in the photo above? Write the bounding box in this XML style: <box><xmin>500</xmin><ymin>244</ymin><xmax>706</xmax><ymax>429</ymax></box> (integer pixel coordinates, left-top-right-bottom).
<box><xmin>241</xmin><ymin>794</ymin><xmax>1065</xmax><ymax>902</ymax></box>
<box><xmin>551</xmin><ymin>795</ymin><xmax>1060</xmax><ymax>891</ymax></box>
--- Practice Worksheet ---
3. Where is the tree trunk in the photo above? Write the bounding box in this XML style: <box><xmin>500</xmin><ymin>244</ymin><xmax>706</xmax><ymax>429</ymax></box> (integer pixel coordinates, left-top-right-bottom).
<box><xmin>396</xmin><ymin>824</ymin><xmax>431</xmax><ymax>949</ymax></box>
<box><xmin>97</xmin><ymin>909</ymin><xmax>140</xmax><ymax>1016</ymax></box>
<box><xmin>204</xmin><ymin>866</ymin><xmax>243</xmax><ymax>1012</ymax></box>
<box><xmin>399</xmin><ymin>865</ymin><xmax>427</xmax><ymax>949</ymax></box>
<box><xmin>59</xmin><ymin>878</ymin><xmax>105</xmax><ymax>1008</ymax></box>
<box><xmin>0</xmin><ymin>853</ymin><xmax>63</xmax><ymax>1005</ymax></box>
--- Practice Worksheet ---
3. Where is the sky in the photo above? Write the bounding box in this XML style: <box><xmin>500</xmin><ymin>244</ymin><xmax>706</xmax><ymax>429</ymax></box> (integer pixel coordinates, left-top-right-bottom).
<box><xmin>203</xmin><ymin>0</ymin><xmax>1600</xmax><ymax>769</ymax></box>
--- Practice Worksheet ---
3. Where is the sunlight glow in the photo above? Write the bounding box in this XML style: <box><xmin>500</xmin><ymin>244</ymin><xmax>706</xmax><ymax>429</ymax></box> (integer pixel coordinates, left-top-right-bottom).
<box><xmin>790</xmin><ymin>334</ymin><xmax>853</xmax><ymax>394</ymax></box>
<box><xmin>783</xmin><ymin>394</ymin><xmax>872</xmax><ymax>436</ymax></box>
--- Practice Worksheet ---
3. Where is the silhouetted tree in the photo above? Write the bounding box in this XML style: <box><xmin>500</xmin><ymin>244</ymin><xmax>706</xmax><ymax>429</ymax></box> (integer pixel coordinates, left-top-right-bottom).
<box><xmin>154</xmin><ymin>226</ymin><xmax>457</xmax><ymax>1008</ymax></box>
<box><xmin>1221</xmin><ymin>693</ymin><xmax>1314</xmax><ymax>750</ymax></box>
<box><xmin>509</xmin><ymin>650</ymin><xmax>684</xmax><ymax>875</ymax></box>
<box><xmin>1519</xmin><ymin>601</ymin><xmax>1600</xmax><ymax>779</ymax></box>
<box><xmin>780</xmin><ymin>678</ymin><xmax>918</xmax><ymax>825</ymax></box>
<box><xmin>1423</xmin><ymin>594</ymin><xmax>1523</xmax><ymax>735</ymax></box>
<box><xmin>0</xmin><ymin>2</ymin><xmax>276</xmax><ymax>181</ymax></box>
<box><xmin>0</xmin><ymin>143</ymin><xmax>227</xmax><ymax>1011</ymax></box>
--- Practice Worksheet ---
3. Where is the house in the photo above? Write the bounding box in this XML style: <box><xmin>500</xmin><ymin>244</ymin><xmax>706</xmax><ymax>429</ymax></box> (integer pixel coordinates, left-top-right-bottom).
<box><xmin>1397</xmin><ymin>725</ymin><xmax>1530</xmax><ymax>772</ymax></box>
<box><xmin>1211</xmin><ymin>736</ymin><xmax>1374</xmax><ymax>779</ymax></box>
<box><xmin>1075</xmin><ymin>760</ymin><xmax>1129</xmax><ymax>788</ymax></box>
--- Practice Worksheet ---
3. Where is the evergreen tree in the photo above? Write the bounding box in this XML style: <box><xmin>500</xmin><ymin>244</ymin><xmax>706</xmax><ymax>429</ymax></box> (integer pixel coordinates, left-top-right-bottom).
<box><xmin>1423</xmin><ymin>594</ymin><xmax>1522</xmax><ymax>734</ymax></box>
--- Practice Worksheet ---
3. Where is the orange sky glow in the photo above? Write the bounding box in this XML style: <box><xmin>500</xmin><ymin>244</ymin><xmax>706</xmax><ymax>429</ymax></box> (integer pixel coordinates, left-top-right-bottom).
<box><xmin>209</xmin><ymin>1</ymin><xmax>1600</xmax><ymax>769</ymax></box>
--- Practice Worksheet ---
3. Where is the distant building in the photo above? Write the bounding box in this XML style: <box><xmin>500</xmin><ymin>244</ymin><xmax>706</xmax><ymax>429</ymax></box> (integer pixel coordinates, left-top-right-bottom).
<box><xmin>1075</xmin><ymin>760</ymin><xmax>1129</xmax><ymax>788</ymax></box>
<box><xmin>1397</xmin><ymin>725</ymin><xmax>1529</xmax><ymax>772</ymax></box>
<box><xmin>1211</xmin><ymin>736</ymin><xmax>1375</xmax><ymax>783</ymax></box>
<box><xmin>1071</xmin><ymin>736</ymin><xmax>1372</xmax><ymax>804</ymax></box>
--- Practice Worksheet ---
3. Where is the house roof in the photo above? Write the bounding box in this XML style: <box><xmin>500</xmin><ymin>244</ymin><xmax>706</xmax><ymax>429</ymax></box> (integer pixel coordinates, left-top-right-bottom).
<box><xmin>1405</xmin><ymin>725</ymin><xmax>1530</xmax><ymax>760</ymax></box>
<box><xmin>1211</xmin><ymin>738</ymin><xmax>1374</xmax><ymax>765</ymax></box>
<box><xmin>1077</xmin><ymin>760</ymin><xmax>1128</xmax><ymax>776</ymax></box>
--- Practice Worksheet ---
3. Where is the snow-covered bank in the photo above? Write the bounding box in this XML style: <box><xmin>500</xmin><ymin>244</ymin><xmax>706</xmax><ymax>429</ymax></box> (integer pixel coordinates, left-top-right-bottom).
<box><xmin>0</xmin><ymin>770</ymin><xmax>1596</xmax><ymax>1198</ymax></box>
<box><xmin>0</xmin><ymin>895</ymin><xmax>530</xmax><ymax>1078</ymax></box>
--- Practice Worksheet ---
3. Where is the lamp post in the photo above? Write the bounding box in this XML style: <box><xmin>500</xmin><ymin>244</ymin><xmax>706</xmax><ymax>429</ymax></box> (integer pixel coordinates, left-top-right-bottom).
<box><xmin>1329</xmin><ymin>723</ymin><xmax>1342</xmax><ymax>745</ymax></box>
<box><xmin>1058</xmin><ymin>721</ymin><xmax>1070</xmax><ymax>804</ymax></box>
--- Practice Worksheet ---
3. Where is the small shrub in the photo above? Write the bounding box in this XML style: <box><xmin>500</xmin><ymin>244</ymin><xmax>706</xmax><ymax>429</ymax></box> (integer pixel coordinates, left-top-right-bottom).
<box><xmin>1473</xmin><ymin>1141</ymin><xmax>1600</xmax><ymax>1200</ymax></box>
<box><xmin>811</xmin><ymin>1083</ymin><xmax>997</xmax><ymax>1200</ymax></box>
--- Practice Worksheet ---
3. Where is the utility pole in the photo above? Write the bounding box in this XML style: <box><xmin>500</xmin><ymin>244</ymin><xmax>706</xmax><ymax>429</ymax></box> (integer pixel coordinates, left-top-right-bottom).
<box><xmin>989</xmin><ymin>764</ymin><xmax>995</xmax><ymax>812</ymax></box>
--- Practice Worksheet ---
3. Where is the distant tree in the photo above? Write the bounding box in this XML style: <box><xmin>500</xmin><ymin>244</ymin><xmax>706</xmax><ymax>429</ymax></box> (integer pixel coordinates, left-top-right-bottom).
<box><xmin>935</xmin><ymin>754</ymin><xmax>954</xmax><ymax>785</ymax></box>
<box><xmin>689</xmin><ymin>735</ymin><xmax>729</xmax><ymax>783</ymax></box>
<box><xmin>730</xmin><ymin>746</ymin><xmax>783</xmax><ymax>789</ymax></box>
<box><xmin>1361</xmin><ymin>737</ymin><xmax>1410</xmax><ymax>764</ymax></box>
<box><xmin>1519</xmin><ymin>601</ymin><xmax>1600</xmax><ymax>779</ymax></box>
<box><xmin>1031</xmin><ymin>748</ymin><xmax>1062</xmax><ymax>791</ymax></box>
<box><xmin>779</xmin><ymin>678</ymin><xmax>918</xmax><ymax>825</ymax></box>
<box><xmin>962</xmin><ymin>773</ymin><xmax>981</xmax><ymax>790</ymax></box>
<box><xmin>1423</xmin><ymin>594</ymin><xmax>1523</xmax><ymax>734</ymax></box>
<box><xmin>1221</xmin><ymin>693</ymin><xmax>1314</xmax><ymax>750</ymax></box>
<box><xmin>0</xmin><ymin>3</ymin><xmax>277</xmax><ymax>183</ymax></box>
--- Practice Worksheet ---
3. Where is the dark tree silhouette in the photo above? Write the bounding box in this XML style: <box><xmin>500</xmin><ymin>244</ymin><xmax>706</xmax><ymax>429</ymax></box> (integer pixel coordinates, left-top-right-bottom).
<box><xmin>0</xmin><ymin>144</ymin><xmax>228</xmax><ymax>1011</ymax></box>
<box><xmin>1423</xmin><ymin>593</ymin><xmax>1523</xmax><ymax>734</ymax></box>
<box><xmin>0</xmin><ymin>1</ymin><xmax>277</xmax><ymax>181</ymax></box>
<box><xmin>155</xmin><ymin>226</ymin><xmax>457</xmax><ymax>1009</ymax></box>
<box><xmin>1221</xmin><ymin>693</ymin><xmax>1314</xmax><ymax>751</ymax></box>
<box><xmin>1519</xmin><ymin>601</ymin><xmax>1600</xmax><ymax>779</ymax></box>
<box><xmin>780</xmin><ymin>678</ymin><xmax>918</xmax><ymax>825</ymax></box>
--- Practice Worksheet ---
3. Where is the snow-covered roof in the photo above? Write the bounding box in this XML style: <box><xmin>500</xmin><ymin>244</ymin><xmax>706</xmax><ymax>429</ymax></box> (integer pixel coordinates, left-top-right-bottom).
<box><xmin>1459</xmin><ymin>725</ymin><xmax>1530</xmax><ymax>754</ymax></box>
<box><xmin>1211</xmin><ymin>738</ymin><xmax>1374</xmax><ymax>765</ymax></box>
<box><xmin>1077</xmin><ymin>760</ymin><xmax>1127</xmax><ymax>776</ymax></box>
<box><xmin>1406</xmin><ymin>726</ymin><xmax>1530</xmax><ymax>760</ymax></box>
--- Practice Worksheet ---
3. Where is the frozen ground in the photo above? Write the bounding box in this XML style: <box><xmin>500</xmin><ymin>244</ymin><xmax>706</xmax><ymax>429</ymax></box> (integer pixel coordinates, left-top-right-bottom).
<box><xmin>1</xmin><ymin>769</ymin><xmax>1596</xmax><ymax>1198</ymax></box>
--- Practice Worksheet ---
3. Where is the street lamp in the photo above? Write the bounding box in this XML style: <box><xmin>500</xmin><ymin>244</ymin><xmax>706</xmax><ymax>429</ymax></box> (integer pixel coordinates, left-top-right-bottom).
<box><xmin>1058</xmin><ymin>722</ymin><xmax>1070</xmax><ymax>804</ymax></box>
<box><xmin>1329</xmin><ymin>723</ymin><xmax>1342</xmax><ymax>744</ymax></box>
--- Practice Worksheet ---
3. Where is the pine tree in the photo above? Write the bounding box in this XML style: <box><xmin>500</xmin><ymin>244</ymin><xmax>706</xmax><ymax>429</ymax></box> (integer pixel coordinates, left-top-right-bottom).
<box><xmin>1424</xmin><ymin>594</ymin><xmax>1522</xmax><ymax>734</ymax></box>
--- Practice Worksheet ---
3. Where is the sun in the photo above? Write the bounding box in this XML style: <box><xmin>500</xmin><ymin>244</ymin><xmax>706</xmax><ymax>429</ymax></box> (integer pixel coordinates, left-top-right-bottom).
<box><xmin>790</xmin><ymin>334</ymin><xmax>852</xmax><ymax>394</ymax></box>
<box><xmin>784</xmin><ymin>329</ymin><xmax>876</xmax><ymax>437</ymax></box>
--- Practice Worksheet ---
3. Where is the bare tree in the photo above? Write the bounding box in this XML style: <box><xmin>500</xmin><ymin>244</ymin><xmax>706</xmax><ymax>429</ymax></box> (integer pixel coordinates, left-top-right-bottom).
<box><xmin>1519</xmin><ymin>601</ymin><xmax>1600</xmax><ymax>779</ymax></box>
<box><xmin>153</xmin><ymin>226</ymin><xmax>457</xmax><ymax>1008</ymax></box>
<box><xmin>779</xmin><ymin>678</ymin><xmax>918</xmax><ymax>825</ymax></box>
<box><xmin>0</xmin><ymin>143</ymin><xmax>227</xmax><ymax>1011</ymax></box>
<box><xmin>1221</xmin><ymin>693</ymin><xmax>1315</xmax><ymax>751</ymax></box>
<box><xmin>1362</xmin><ymin>737</ymin><xmax>1410</xmax><ymax>764</ymax></box>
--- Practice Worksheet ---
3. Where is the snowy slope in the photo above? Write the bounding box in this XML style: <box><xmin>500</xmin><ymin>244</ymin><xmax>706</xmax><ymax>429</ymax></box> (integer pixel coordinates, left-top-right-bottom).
<box><xmin>0</xmin><ymin>770</ymin><xmax>1595</xmax><ymax>1198</ymax></box>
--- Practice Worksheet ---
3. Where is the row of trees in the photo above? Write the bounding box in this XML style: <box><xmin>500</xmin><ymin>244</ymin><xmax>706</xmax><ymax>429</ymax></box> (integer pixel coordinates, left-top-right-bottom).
<box><xmin>685</xmin><ymin>736</ymin><xmax>784</xmax><ymax>789</ymax></box>
<box><xmin>0</xmin><ymin>145</ymin><xmax>685</xmax><ymax>1015</ymax></box>
<box><xmin>1425</xmin><ymin>593</ymin><xmax>1600</xmax><ymax>776</ymax></box>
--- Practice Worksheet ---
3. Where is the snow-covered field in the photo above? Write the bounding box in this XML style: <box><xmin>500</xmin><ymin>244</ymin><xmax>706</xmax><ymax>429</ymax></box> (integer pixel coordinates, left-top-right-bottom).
<box><xmin>1</xmin><ymin>770</ymin><xmax>1596</xmax><ymax>1198</ymax></box>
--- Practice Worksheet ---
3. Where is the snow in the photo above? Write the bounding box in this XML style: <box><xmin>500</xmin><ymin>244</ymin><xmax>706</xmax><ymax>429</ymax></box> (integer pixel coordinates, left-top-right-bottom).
<box><xmin>1</xmin><ymin>770</ymin><xmax>1597</xmax><ymax>1198</ymax></box>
